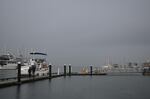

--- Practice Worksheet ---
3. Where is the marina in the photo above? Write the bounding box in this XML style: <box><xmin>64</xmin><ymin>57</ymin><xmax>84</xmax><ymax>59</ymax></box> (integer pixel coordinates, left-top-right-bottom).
<box><xmin>0</xmin><ymin>63</ymin><xmax>144</xmax><ymax>88</ymax></box>
<box><xmin>0</xmin><ymin>63</ymin><xmax>148</xmax><ymax>99</ymax></box>
<box><xmin>0</xmin><ymin>64</ymin><xmax>107</xmax><ymax>88</ymax></box>
<box><xmin>1</xmin><ymin>0</ymin><xmax>150</xmax><ymax>99</ymax></box>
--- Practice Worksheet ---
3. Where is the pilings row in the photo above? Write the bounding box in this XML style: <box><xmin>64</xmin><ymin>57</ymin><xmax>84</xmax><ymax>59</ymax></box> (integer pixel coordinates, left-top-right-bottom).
<box><xmin>0</xmin><ymin>64</ymin><xmax>104</xmax><ymax>88</ymax></box>
<box><xmin>17</xmin><ymin>64</ymin><xmax>94</xmax><ymax>83</ymax></box>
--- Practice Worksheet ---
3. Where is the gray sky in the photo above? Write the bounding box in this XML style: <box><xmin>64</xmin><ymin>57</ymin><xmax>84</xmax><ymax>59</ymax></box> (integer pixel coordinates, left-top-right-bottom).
<box><xmin>0</xmin><ymin>0</ymin><xmax>150</xmax><ymax>66</ymax></box>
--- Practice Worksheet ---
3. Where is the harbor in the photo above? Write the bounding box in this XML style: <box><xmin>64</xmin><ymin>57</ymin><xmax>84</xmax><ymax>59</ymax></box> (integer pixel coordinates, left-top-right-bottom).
<box><xmin>0</xmin><ymin>63</ymin><xmax>148</xmax><ymax>99</ymax></box>
<box><xmin>0</xmin><ymin>62</ymin><xmax>145</xmax><ymax>88</ymax></box>
<box><xmin>1</xmin><ymin>0</ymin><xmax>150</xmax><ymax>99</ymax></box>
<box><xmin>0</xmin><ymin>51</ymin><xmax>148</xmax><ymax>89</ymax></box>
<box><xmin>0</xmin><ymin>51</ymin><xmax>147</xmax><ymax>88</ymax></box>
<box><xmin>0</xmin><ymin>63</ymin><xmax>107</xmax><ymax>88</ymax></box>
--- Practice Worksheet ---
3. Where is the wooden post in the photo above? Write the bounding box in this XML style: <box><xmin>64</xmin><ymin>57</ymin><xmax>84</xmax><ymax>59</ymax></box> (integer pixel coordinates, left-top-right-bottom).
<box><xmin>90</xmin><ymin>66</ymin><xmax>93</xmax><ymax>75</ymax></box>
<box><xmin>69</xmin><ymin>64</ymin><xmax>71</xmax><ymax>76</ymax></box>
<box><xmin>64</xmin><ymin>64</ymin><xmax>66</xmax><ymax>76</ymax></box>
<box><xmin>17</xmin><ymin>62</ymin><xmax>21</xmax><ymax>83</ymax></box>
<box><xmin>49</xmin><ymin>64</ymin><xmax>52</xmax><ymax>78</ymax></box>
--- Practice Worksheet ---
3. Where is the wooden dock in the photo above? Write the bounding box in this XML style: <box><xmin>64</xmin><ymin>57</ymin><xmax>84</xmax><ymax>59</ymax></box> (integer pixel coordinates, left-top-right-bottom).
<box><xmin>0</xmin><ymin>73</ymin><xmax>106</xmax><ymax>88</ymax></box>
<box><xmin>0</xmin><ymin>74</ymin><xmax>64</xmax><ymax>88</ymax></box>
<box><xmin>0</xmin><ymin>64</ymin><xmax>107</xmax><ymax>88</ymax></box>
<box><xmin>0</xmin><ymin>64</ymin><xmax>143</xmax><ymax>88</ymax></box>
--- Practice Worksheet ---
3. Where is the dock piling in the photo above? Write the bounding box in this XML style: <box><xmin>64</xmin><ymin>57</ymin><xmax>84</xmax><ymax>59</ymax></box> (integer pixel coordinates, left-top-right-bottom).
<box><xmin>17</xmin><ymin>62</ymin><xmax>21</xmax><ymax>83</ymax></box>
<box><xmin>69</xmin><ymin>64</ymin><xmax>71</xmax><ymax>76</ymax></box>
<box><xmin>64</xmin><ymin>64</ymin><xmax>67</xmax><ymax>76</ymax></box>
<box><xmin>90</xmin><ymin>66</ymin><xmax>93</xmax><ymax>75</ymax></box>
<box><xmin>49</xmin><ymin>64</ymin><xmax>52</xmax><ymax>78</ymax></box>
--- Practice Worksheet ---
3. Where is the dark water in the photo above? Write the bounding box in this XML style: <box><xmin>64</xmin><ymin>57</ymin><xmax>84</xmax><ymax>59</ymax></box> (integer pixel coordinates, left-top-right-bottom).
<box><xmin>0</xmin><ymin>70</ymin><xmax>17</xmax><ymax>79</ymax></box>
<box><xmin>0</xmin><ymin>76</ymin><xmax>150</xmax><ymax>99</ymax></box>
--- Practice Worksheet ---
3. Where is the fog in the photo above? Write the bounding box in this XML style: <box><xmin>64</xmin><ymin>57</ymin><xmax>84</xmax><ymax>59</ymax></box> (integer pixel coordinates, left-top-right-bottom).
<box><xmin>0</xmin><ymin>0</ymin><xmax>150</xmax><ymax>66</ymax></box>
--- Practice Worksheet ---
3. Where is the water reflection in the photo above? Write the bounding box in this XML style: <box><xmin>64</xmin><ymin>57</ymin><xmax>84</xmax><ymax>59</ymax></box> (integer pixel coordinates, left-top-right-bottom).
<box><xmin>0</xmin><ymin>76</ymin><xmax>150</xmax><ymax>99</ymax></box>
<box><xmin>0</xmin><ymin>70</ymin><xmax>17</xmax><ymax>79</ymax></box>
<box><xmin>16</xmin><ymin>85</ymin><xmax>21</xmax><ymax>99</ymax></box>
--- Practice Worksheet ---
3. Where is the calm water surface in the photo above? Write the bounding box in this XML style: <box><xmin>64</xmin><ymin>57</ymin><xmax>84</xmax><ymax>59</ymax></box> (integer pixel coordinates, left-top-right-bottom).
<box><xmin>0</xmin><ymin>70</ymin><xmax>17</xmax><ymax>79</ymax></box>
<box><xmin>0</xmin><ymin>76</ymin><xmax>150</xmax><ymax>99</ymax></box>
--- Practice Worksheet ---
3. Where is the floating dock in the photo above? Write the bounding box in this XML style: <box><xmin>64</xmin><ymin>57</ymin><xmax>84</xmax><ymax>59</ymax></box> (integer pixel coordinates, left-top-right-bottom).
<box><xmin>0</xmin><ymin>72</ymin><xmax>106</xmax><ymax>88</ymax></box>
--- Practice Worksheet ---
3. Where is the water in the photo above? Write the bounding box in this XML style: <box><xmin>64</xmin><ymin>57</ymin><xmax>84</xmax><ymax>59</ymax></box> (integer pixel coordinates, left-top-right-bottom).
<box><xmin>0</xmin><ymin>76</ymin><xmax>150</xmax><ymax>99</ymax></box>
<box><xmin>0</xmin><ymin>69</ymin><xmax>17</xmax><ymax>79</ymax></box>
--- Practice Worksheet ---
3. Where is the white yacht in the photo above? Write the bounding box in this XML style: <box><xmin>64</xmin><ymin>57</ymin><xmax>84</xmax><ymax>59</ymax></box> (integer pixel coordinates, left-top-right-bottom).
<box><xmin>0</xmin><ymin>53</ymin><xmax>18</xmax><ymax>69</ymax></box>
<box><xmin>21</xmin><ymin>52</ymin><xmax>49</xmax><ymax>76</ymax></box>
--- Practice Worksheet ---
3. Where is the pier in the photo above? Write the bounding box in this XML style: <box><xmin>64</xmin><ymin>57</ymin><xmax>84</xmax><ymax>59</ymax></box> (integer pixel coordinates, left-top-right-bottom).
<box><xmin>0</xmin><ymin>64</ymin><xmax>107</xmax><ymax>88</ymax></box>
<box><xmin>0</xmin><ymin>63</ymin><xmax>144</xmax><ymax>88</ymax></box>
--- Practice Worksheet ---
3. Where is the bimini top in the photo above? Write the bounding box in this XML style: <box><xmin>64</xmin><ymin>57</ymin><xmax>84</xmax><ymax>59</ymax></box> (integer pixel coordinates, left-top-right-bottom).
<box><xmin>30</xmin><ymin>52</ymin><xmax>47</xmax><ymax>56</ymax></box>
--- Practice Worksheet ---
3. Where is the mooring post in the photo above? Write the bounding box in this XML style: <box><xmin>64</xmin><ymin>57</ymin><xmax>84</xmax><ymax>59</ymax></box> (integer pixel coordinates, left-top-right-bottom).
<box><xmin>90</xmin><ymin>66</ymin><xmax>93</xmax><ymax>75</ymax></box>
<box><xmin>64</xmin><ymin>64</ymin><xmax>66</xmax><ymax>76</ymax></box>
<box><xmin>49</xmin><ymin>64</ymin><xmax>52</xmax><ymax>78</ymax></box>
<box><xmin>69</xmin><ymin>64</ymin><xmax>71</xmax><ymax>76</ymax></box>
<box><xmin>17</xmin><ymin>62</ymin><xmax>21</xmax><ymax>83</ymax></box>
<box><xmin>57</xmin><ymin>68</ymin><xmax>60</xmax><ymax>75</ymax></box>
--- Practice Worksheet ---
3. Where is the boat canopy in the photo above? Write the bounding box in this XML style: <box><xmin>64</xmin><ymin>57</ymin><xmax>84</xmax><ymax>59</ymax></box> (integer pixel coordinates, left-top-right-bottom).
<box><xmin>30</xmin><ymin>52</ymin><xmax>47</xmax><ymax>56</ymax></box>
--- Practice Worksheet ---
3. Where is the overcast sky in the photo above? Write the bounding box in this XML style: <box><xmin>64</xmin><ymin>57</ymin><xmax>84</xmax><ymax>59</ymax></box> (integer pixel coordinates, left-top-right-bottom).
<box><xmin>0</xmin><ymin>0</ymin><xmax>150</xmax><ymax>66</ymax></box>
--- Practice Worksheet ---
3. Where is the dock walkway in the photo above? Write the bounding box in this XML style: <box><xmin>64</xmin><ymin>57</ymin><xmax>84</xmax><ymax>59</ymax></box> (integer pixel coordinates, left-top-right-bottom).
<box><xmin>0</xmin><ymin>74</ymin><xmax>64</xmax><ymax>88</ymax></box>
<box><xmin>0</xmin><ymin>64</ymin><xmax>110</xmax><ymax>88</ymax></box>
<box><xmin>0</xmin><ymin>72</ymin><xmax>106</xmax><ymax>88</ymax></box>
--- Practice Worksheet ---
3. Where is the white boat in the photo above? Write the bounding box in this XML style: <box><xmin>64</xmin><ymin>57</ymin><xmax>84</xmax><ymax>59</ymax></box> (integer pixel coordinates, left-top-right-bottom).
<box><xmin>21</xmin><ymin>52</ymin><xmax>49</xmax><ymax>76</ymax></box>
<box><xmin>0</xmin><ymin>54</ymin><xmax>18</xmax><ymax>69</ymax></box>
<box><xmin>0</xmin><ymin>52</ymin><xmax>28</xmax><ymax>69</ymax></box>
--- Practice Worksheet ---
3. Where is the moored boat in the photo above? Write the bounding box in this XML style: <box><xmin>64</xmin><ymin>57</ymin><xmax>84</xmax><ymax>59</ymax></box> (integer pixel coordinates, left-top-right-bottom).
<box><xmin>0</xmin><ymin>53</ymin><xmax>18</xmax><ymax>69</ymax></box>
<box><xmin>142</xmin><ymin>61</ymin><xmax>150</xmax><ymax>75</ymax></box>
<box><xmin>21</xmin><ymin>52</ymin><xmax>49</xmax><ymax>76</ymax></box>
